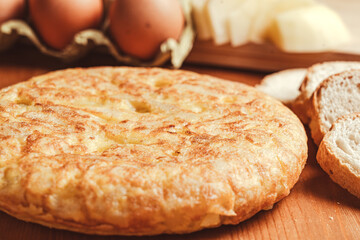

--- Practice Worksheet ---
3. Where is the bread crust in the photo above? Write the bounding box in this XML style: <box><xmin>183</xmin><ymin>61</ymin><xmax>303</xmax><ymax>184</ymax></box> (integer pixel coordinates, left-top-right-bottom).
<box><xmin>308</xmin><ymin>82</ymin><xmax>325</xmax><ymax>146</ymax></box>
<box><xmin>0</xmin><ymin>67</ymin><xmax>308</xmax><ymax>235</ymax></box>
<box><xmin>292</xmin><ymin>61</ymin><xmax>360</xmax><ymax>125</ymax></box>
<box><xmin>291</xmin><ymin>96</ymin><xmax>310</xmax><ymax>124</ymax></box>
<box><xmin>316</xmin><ymin>113</ymin><xmax>360</xmax><ymax>198</ymax></box>
<box><xmin>308</xmin><ymin>70</ymin><xmax>360</xmax><ymax>145</ymax></box>
<box><xmin>292</xmin><ymin>63</ymin><xmax>320</xmax><ymax>124</ymax></box>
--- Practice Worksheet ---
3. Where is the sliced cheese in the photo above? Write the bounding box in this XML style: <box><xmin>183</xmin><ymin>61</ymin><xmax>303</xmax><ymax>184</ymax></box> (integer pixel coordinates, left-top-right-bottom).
<box><xmin>191</xmin><ymin>0</ymin><xmax>212</xmax><ymax>40</ymax></box>
<box><xmin>269</xmin><ymin>4</ymin><xmax>351</xmax><ymax>52</ymax></box>
<box><xmin>248</xmin><ymin>0</ymin><xmax>280</xmax><ymax>43</ymax></box>
<box><xmin>206</xmin><ymin>0</ymin><xmax>245</xmax><ymax>45</ymax></box>
<box><xmin>227</xmin><ymin>0</ymin><xmax>259</xmax><ymax>47</ymax></box>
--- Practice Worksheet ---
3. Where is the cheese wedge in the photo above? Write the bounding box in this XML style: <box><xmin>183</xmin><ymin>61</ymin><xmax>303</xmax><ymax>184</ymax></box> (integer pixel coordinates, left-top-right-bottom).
<box><xmin>272</xmin><ymin>0</ymin><xmax>315</xmax><ymax>13</ymax></box>
<box><xmin>249</xmin><ymin>0</ymin><xmax>315</xmax><ymax>43</ymax></box>
<box><xmin>269</xmin><ymin>4</ymin><xmax>351</xmax><ymax>52</ymax></box>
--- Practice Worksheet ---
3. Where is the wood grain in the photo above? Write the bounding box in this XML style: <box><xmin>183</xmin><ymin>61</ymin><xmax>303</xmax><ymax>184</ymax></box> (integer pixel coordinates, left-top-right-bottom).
<box><xmin>186</xmin><ymin>40</ymin><xmax>360</xmax><ymax>72</ymax></box>
<box><xmin>0</xmin><ymin>46</ymin><xmax>359</xmax><ymax>240</ymax></box>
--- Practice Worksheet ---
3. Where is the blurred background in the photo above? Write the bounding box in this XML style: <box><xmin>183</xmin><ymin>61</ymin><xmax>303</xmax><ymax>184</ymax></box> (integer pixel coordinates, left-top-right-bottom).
<box><xmin>0</xmin><ymin>0</ymin><xmax>359</xmax><ymax>73</ymax></box>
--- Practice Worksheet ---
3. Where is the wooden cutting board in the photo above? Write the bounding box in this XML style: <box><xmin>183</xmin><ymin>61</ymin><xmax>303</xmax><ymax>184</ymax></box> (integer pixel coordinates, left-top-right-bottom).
<box><xmin>0</xmin><ymin>47</ymin><xmax>359</xmax><ymax>240</ymax></box>
<box><xmin>186</xmin><ymin>0</ymin><xmax>360</xmax><ymax>72</ymax></box>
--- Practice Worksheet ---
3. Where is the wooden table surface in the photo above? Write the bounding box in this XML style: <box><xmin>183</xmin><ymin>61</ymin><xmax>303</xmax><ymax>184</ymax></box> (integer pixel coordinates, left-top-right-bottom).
<box><xmin>0</xmin><ymin>46</ymin><xmax>359</xmax><ymax>240</ymax></box>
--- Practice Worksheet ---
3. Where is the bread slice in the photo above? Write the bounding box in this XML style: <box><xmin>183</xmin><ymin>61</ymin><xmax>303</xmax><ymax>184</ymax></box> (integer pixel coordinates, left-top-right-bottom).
<box><xmin>292</xmin><ymin>61</ymin><xmax>360</xmax><ymax>124</ymax></box>
<box><xmin>256</xmin><ymin>68</ymin><xmax>306</xmax><ymax>104</ymax></box>
<box><xmin>317</xmin><ymin>113</ymin><xmax>360</xmax><ymax>198</ymax></box>
<box><xmin>308</xmin><ymin>69</ymin><xmax>360</xmax><ymax>145</ymax></box>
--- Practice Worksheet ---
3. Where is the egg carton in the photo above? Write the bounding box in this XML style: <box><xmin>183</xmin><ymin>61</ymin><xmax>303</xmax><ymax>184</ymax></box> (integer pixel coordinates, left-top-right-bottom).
<box><xmin>0</xmin><ymin>0</ymin><xmax>194</xmax><ymax>68</ymax></box>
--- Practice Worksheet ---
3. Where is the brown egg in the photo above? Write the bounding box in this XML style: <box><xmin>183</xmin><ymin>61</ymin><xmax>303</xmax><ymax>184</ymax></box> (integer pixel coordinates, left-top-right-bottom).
<box><xmin>0</xmin><ymin>0</ymin><xmax>26</xmax><ymax>24</ymax></box>
<box><xmin>109</xmin><ymin>0</ymin><xmax>184</xmax><ymax>60</ymax></box>
<box><xmin>29</xmin><ymin>0</ymin><xmax>103</xmax><ymax>50</ymax></box>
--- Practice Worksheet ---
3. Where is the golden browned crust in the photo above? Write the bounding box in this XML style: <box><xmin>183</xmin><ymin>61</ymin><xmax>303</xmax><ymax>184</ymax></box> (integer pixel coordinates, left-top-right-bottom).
<box><xmin>308</xmin><ymin>87</ymin><xmax>324</xmax><ymax>146</ymax></box>
<box><xmin>291</xmin><ymin>67</ymin><xmax>316</xmax><ymax>124</ymax></box>
<box><xmin>291</xmin><ymin>96</ymin><xmax>310</xmax><ymax>124</ymax></box>
<box><xmin>293</xmin><ymin>61</ymin><xmax>360</xmax><ymax>125</ymax></box>
<box><xmin>0</xmin><ymin>67</ymin><xmax>307</xmax><ymax>235</ymax></box>
<box><xmin>308</xmin><ymin>72</ymin><xmax>341</xmax><ymax>146</ymax></box>
<box><xmin>316</xmin><ymin>113</ymin><xmax>360</xmax><ymax>199</ymax></box>
<box><xmin>308</xmin><ymin>70</ymin><xmax>360</xmax><ymax>146</ymax></box>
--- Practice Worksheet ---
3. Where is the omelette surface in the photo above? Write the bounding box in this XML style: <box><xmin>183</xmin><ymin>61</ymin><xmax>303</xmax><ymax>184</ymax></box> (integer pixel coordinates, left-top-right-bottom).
<box><xmin>0</xmin><ymin>67</ymin><xmax>307</xmax><ymax>235</ymax></box>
